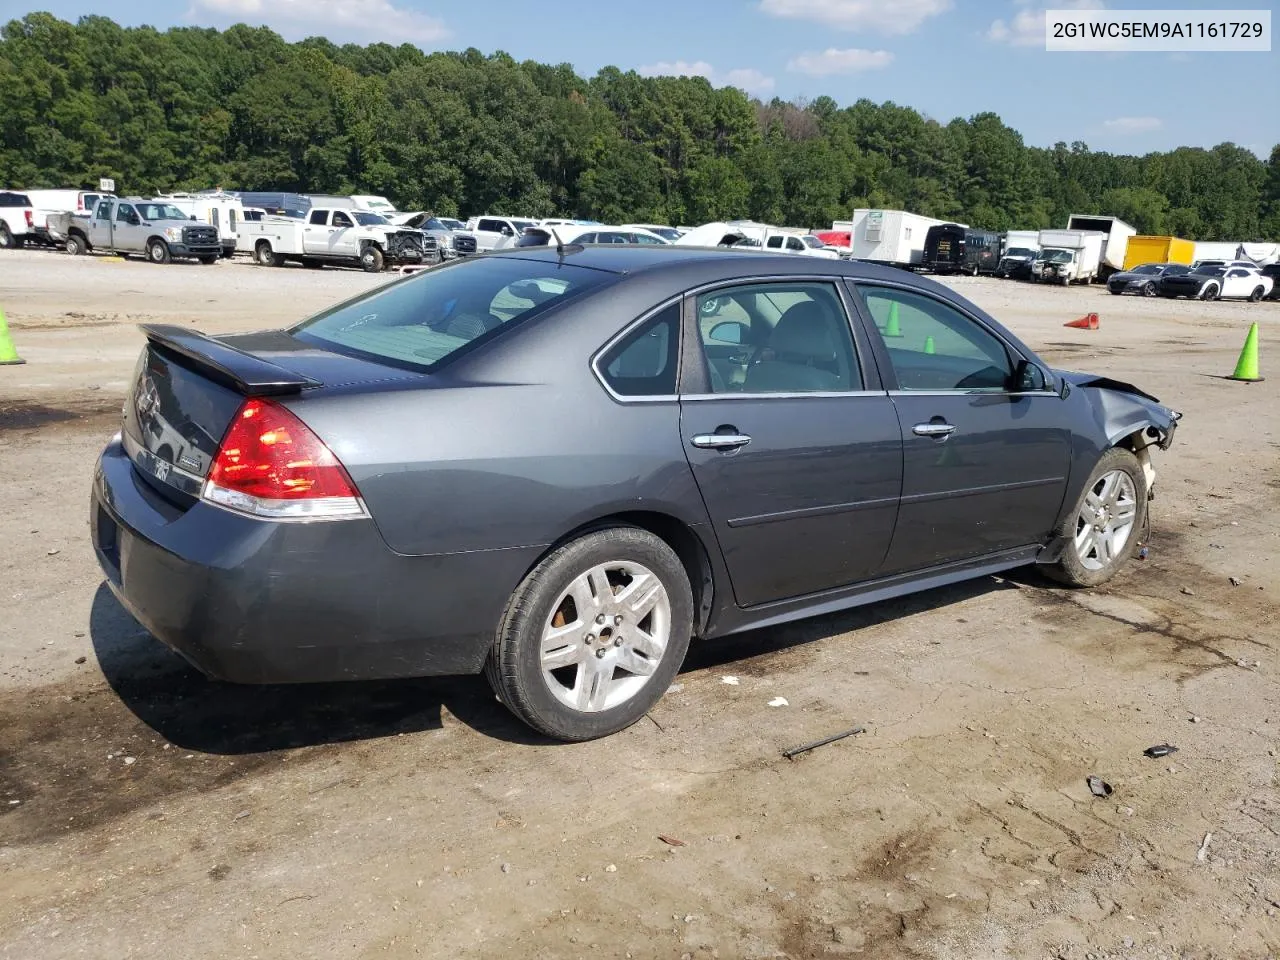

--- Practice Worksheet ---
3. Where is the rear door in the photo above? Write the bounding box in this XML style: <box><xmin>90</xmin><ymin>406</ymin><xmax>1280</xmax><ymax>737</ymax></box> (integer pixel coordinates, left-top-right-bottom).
<box><xmin>849</xmin><ymin>281</ymin><xmax>1072</xmax><ymax>574</ymax></box>
<box><xmin>678</xmin><ymin>280</ymin><xmax>902</xmax><ymax>607</ymax></box>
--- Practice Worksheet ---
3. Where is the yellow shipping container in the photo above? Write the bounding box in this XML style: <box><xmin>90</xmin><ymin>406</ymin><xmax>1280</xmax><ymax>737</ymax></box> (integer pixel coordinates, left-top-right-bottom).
<box><xmin>1124</xmin><ymin>236</ymin><xmax>1195</xmax><ymax>270</ymax></box>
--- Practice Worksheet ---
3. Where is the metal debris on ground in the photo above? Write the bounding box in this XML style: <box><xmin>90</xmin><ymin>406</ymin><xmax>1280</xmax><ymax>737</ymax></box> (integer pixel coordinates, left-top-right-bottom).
<box><xmin>657</xmin><ymin>835</ymin><xmax>686</xmax><ymax>847</ymax></box>
<box><xmin>768</xmin><ymin>697</ymin><xmax>789</xmax><ymax>708</ymax></box>
<box><xmin>1197</xmin><ymin>832</ymin><xmax>1213</xmax><ymax>862</ymax></box>
<box><xmin>1143</xmin><ymin>744</ymin><xmax>1179</xmax><ymax>758</ymax></box>
<box><xmin>1229</xmin><ymin>576</ymin><xmax>1242</xmax><ymax>586</ymax></box>
<box><xmin>782</xmin><ymin>726</ymin><xmax>867</xmax><ymax>760</ymax></box>
<box><xmin>1086</xmin><ymin>775</ymin><xmax>1113</xmax><ymax>798</ymax></box>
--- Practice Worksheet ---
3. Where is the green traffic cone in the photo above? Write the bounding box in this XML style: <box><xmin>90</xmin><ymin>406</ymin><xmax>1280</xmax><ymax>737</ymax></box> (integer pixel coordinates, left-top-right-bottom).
<box><xmin>1227</xmin><ymin>322</ymin><xmax>1262</xmax><ymax>382</ymax></box>
<box><xmin>883</xmin><ymin>300</ymin><xmax>903</xmax><ymax>338</ymax></box>
<box><xmin>923</xmin><ymin>335</ymin><xmax>935</xmax><ymax>355</ymax></box>
<box><xmin>0</xmin><ymin>307</ymin><xmax>24</xmax><ymax>365</ymax></box>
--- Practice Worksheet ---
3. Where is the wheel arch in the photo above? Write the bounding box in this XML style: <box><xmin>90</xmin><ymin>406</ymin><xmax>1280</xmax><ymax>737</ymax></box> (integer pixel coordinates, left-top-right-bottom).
<box><xmin>526</xmin><ymin>510</ymin><xmax>718</xmax><ymax>638</ymax></box>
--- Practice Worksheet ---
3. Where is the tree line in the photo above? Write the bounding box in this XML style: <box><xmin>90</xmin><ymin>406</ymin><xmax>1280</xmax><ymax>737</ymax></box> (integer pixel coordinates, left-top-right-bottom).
<box><xmin>2</xmin><ymin>12</ymin><xmax>1277</xmax><ymax>241</ymax></box>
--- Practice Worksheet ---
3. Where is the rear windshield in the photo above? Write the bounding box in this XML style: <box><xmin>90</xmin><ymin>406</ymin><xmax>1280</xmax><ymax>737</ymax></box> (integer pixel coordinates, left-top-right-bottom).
<box><xmin>292</xmin><ymin>256</ymin><xmax>612</xmax><ymax>371</ymax></box>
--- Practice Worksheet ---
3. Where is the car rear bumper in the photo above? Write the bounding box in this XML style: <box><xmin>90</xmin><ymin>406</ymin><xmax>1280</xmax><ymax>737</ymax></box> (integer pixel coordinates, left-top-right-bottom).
<box><xmin>91</xmin><ymin>438</ymin><xmax>541</xmax><ymax>683</ymax></box>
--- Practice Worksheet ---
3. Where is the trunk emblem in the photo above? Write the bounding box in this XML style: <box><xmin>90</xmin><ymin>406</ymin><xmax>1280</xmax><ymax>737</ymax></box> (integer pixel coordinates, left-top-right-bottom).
<box><xmin>178</xmin><ymin>454</ymin><xmax>201</xmax><ymax>471</ymax></box>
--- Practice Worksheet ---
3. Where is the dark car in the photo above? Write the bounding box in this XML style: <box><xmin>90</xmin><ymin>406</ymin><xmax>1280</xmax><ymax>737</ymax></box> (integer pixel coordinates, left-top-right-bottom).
<box><xmin>996</xmin><ymin>247</ymin><xmax>1038</xmax><ymax>280</ymax></box>
<box><xmin>91</xmin><ymin>248</ymin><xmax>1179</xmax><ymax>740</ymax></box>
<box><xmin>1108</xmin><ymin>262</ymin><xmax>1193</xmax><ymax>296</ymax></box>
<box><xmin>1261</xmin><ymin>263</ymin><xmax>1280</xmax><ymax>300</ymax></box>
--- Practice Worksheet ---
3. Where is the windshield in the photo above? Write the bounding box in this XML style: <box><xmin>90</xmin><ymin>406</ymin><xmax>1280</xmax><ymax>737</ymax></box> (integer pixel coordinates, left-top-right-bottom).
<box><xmin>293</xmin><ymin>257</ymin><xmax>612</xmax><ymax>371</ymax></box>
<box><xmin>1005</xmin><ymin>248</ymin><xmax>1034</xmax><ymax>258</ymax></box>
<box><xmin>1131</xmin><ymin>264</ymin><xmax>1161</xmax><ymax>275</ymax></box>
<box><xmin>1041</xmin><ymin>249</ymin><xmax>1073</xmax><ymax>263</ymax></box>
<box><xmin>136</xmin><ymin>203</ymin><xmax>189</xmax><ymax>221</ymax></box>
<box><xmin>513</xmin><ymin>220</ymin><xmax>537</xmax><ymax>233</ymax></box>
<box><xmin>438</xmin><ymin>218</ymin><xmax>464</xmax><ymax>231</ymax></box>
<box><xmin>354</xmin><ymin>212</ymin><xmax>389</xmax><ymax>226</ymax></box>
<box><xmin>425</xmin><ymin>218</ymin><xmax>452</xmax><ymax>231</ymax></box>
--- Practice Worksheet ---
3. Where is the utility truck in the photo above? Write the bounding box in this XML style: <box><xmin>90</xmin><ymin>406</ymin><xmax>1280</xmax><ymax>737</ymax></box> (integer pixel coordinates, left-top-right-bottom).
<box><xmin>244</xmin><ymin>207</ymin><xmax>431</xmax><ymax>272</ymax></box>
<box><xmin>1033</xmin><ymin>229</ymin><xmax>1105</xmax><ymax>285</ymax></box>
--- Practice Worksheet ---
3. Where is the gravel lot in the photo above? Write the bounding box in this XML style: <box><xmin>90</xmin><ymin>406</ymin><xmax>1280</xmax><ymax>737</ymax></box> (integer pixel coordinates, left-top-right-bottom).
<box><xmin>1</xmin><ymin>249</ymin><xmax>1277</xmax><ymax>960</ymax></box>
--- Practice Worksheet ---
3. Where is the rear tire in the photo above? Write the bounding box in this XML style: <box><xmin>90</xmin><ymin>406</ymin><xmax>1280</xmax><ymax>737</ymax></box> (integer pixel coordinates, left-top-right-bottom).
<box><xmin>360</xmin><ymin>244</ymin><xmax>384</xmax><ymax>273</ymax></box>
<box><xmin>1249</xmin><ymin>286</ymin><xmax>1264</xmax><ymax>303</ymax></box>
<box><xmin>254</xmin><ymin>241</ymin><xmax>283</xmax><ymax>267</ymax></box>
<box><xmin>485</xmin><ymin>526</ymin><xmax>694</xmax><ymax>741</ymax></box>
<box><xmin>1045</xmin><ymin>447</ymin><xmax>1148</xmax><ymax>588</ymax></box>
<box><xmin>147</xmin><ymin>239</ymin><xmax>171</xmax><ymax>265</ymax></box>
<box><xmin>65</xmin><ymin>233</ymin><xmax>87</xmax><ymax>256</ymax></box>
<box><xmin>0</xmin><ymin>224</ymin><xmax>13</xmax><ymax>249</ymax></box>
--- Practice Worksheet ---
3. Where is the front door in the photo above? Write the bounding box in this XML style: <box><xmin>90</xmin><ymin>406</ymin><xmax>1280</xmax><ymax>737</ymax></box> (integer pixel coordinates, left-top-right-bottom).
<box><xmin>851</xmin><ymin>282</ymin><xmax>1072</xmax><ymax>574</ymax></box>
<box><xmin>303</xmin><ymin>209</ymin><xmax>331</xmax><ymax>255</ymax></box>
<box><xmin>1222</xmin><ymin>268</ymin><xmax>1254</xmax><ymax>298</ymax></box>
<box><xmin>679</xmin><ymin>281</ymin><xmax>903</xmax><ymax>607</ymax></box>
<box><xmin>329</xmin><ymin>210</ymin><xmax>358</xmax><ymax>256</ymax></box>
<box><xmin>88</xmin><ymin>199</ymin><xmax>114</xmax><ymax>249</ymax></box>
<box><xmin>113</xmin><ymin>202</ymin><xmax>143</xmax><ymax>252</ymax></box>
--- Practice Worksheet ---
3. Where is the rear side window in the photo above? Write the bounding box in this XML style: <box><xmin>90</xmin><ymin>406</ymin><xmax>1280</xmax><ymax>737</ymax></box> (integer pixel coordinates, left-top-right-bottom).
<box><xmin>293</xmin><ymin>257</ymin><xmax>612</xmax><ymax>372</ymax></box>
<box><xmin>598</xmin><ymin>304</ymin><xmax>680</xmax><ymax>397</ymax></box>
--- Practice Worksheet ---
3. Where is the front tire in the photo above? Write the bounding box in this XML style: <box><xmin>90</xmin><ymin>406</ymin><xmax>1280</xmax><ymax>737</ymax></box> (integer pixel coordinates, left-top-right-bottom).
<box><xmin>147</xmin><ymin>239</ymin><xmax>171</xmax><ymax>265</ymax></box>
<box><xmin>1046</xmin><ymin>447</ymin><xmax>1148</xmax><ymax>588</ymax></box>
<box><xmin>198</xmin><ymin>255</ymin><xmax>217</xmax><ymax>265</ymax></box>
<box><xmin>1142</xmin><ymin>281</ymin><xmax>1157</xmax><ymax>297</ymax></box>
<box><xmin>485</xmin><ymin>526</ymin><xmax>694</xmax><ymax>741</ymax></box>
<box><xmin>360</xmin><ymin>244</ymin><xmax>384</xmax><ymax>273</ymax></box>
<box><xmin>1201</xmin><ymin>283</ymin><xmax>1219</xmax><ymax>301</ymax></box>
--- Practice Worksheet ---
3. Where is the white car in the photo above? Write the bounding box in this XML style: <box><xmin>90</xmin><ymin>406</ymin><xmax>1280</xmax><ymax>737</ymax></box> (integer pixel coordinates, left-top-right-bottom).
<box><xmin>516</xmin><ymin>224</ymin><xmax>672</xmax><ymax>247</ymax></box>
<box><xmin>1160</xmin><ymin>264</ymin><xmax>1273</xmax><ymax>301</ymax></box>
<box><xmin>761</xmin><ymin>233</ymin><xmax>840</xmax><ymax>259</ymax></box>
<box><xmin>621</xmin><ymin>223</ymin><xmax>683</xmax><ymax>242</ymax></box>
<box><xmin>465</xmin><ymin>215</ymin><xmax>540</xmax><ymax>251</ymax></box>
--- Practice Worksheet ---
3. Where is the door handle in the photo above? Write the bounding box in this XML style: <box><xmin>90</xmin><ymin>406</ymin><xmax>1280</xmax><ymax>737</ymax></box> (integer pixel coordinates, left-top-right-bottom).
<box><xmin>912</xmin><ymin>422</ymin><xmax>956</xmax><ymax>439</ymax></box>
<box><xmin>690</xmin><ymin>433</ymin><xmax>752</xmax><ymax>450</ymax></box>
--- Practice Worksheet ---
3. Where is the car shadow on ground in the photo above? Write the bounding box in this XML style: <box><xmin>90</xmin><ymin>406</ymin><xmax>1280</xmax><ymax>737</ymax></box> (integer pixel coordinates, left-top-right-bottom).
<box><xmin>92</xmin><ymin>573</ymin><xmax>1031</xmax><ymax>756</ymax></box>
<box><xmin>88</xmin><ymin>583</ymin><xmax>550</xmax><ymax>753</ymax></box>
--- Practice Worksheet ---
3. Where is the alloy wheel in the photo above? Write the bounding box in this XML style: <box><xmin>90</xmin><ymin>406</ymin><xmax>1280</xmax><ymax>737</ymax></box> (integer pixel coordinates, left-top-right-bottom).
<box><xmin>539</xmin><ymin>560</ymin><xmax>671</xmax><ymax>713</ymax></box>
<box><xmin>1073</xmin><ymin>469</ymin><xmax>1138</xmax><ymax>571</ymax></box>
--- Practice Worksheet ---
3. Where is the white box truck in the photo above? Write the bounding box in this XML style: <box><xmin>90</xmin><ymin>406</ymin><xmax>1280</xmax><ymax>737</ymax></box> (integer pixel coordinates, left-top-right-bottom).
<box><xmin>1065</xmin><ymin>215</ymin><xmax>1136</xmax><ymax>279</ymax></box>
<box><xmin>156</xmin><ymin>192</ymin><xmax>246</xmax><ymax>259</ymax></box>
<box><xmin>832</xmin><ymin>209</ymin><xmax>953</xmax><ymax>268</ymax></box>
<box><xmin>1034</xmin><ymin>230</ymin><xmax>1106</xmax><ymax>285</ymax></box>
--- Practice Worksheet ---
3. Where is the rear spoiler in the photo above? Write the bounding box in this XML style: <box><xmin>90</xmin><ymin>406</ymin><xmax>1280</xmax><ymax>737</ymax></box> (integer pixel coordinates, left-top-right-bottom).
<box><xmin>141</xmin><ymin>324</ymin><xmax>320</xmax><ymax>396</ymax></box>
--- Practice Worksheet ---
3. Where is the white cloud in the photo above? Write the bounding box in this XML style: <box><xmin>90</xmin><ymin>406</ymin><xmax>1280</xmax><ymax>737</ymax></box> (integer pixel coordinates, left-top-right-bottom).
<box><xmin>759</xmin><ymin>0</ymin><xmax>951</xmax><ymax>35</ymax></box>
<box><xmin>637</xmin><ymin>60</ymin><xmax>776</xmax><ymax>95</ymax></box>
<box><xmin>787</xmin><ymin>48</ymin><xmax>894</xmax><ymax>75</ymax></box>
<box><xmin>988</xmin><ymin>0</ymin><xmax>1103</xmax><ymax>47</ymax></box>
<box><xmin>1102</xmin><ymin>116</ymin><xmax>1162</xmax><ymax>133</ymax></box>
<box><xmin>187</xmin><ymin>0</ymin><xmax>449</xmax><ymax>45</ymax></box>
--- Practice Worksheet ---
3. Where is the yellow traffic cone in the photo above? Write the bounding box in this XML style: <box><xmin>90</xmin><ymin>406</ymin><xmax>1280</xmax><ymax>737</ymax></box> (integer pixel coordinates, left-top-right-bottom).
<box><xmin>1227</xmin><ymin>322</ymin><xmax>1262</xmax><ymax>382</ymax></box>
<box><xmin>883</xmin><ymin>301</ymin><xmax>903</xmax><ymax>338</ymax></box>
<box><xmin>923</xmin><ymin>335</ymin><xmax>936</xmax><ymax>355</ymax></box>
<box><xmin>0</xmin><ymin>307</ymin><xmax>24</xmax><ymax>365</ymax></box>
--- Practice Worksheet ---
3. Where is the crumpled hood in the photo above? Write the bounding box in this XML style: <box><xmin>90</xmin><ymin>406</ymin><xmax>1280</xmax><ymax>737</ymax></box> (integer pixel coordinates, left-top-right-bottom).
<box><xmin>1054</xmin><ymin>369</ymin><xmax>1181</xmax><ymax>447</ymax></box>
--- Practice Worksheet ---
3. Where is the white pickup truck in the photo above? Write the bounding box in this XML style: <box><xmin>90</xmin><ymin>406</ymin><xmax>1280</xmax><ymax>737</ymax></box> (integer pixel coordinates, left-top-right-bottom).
<box><xmin>244</xmin><ymin>208</ymin><xmax>432</xmax><ymax>272</ymax></box>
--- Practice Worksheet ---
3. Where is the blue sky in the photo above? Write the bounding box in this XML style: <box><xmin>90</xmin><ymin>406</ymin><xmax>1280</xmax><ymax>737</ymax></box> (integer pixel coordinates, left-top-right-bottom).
<box><xmin>3</xmin><ymin>0</ymin><xmax>1276</xmax><ymax>156</ymax></box>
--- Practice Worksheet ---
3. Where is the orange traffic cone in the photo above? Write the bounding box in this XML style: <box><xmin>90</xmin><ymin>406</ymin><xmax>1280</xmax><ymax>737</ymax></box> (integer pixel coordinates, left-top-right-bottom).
<box><xmin>1064</xmin><ymin>312</ymin><xmax>1099</xmax><ymax>330</ymax></box>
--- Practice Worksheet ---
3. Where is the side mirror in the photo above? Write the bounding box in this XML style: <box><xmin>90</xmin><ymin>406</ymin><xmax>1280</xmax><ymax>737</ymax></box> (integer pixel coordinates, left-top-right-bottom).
<box><xmin>708</xmin><ymin>321</ymin><xmax>746</xmax><ymax>345</ymax></box>
<box><xmin>501</xmin><ymin>226</ymin><xmax>514</xmax><ymax>236</ymax></box>
<box><xmin>1012</xmin><ymin>359</ymin><xmax>1048</xmax><ymax>393</ymax></box>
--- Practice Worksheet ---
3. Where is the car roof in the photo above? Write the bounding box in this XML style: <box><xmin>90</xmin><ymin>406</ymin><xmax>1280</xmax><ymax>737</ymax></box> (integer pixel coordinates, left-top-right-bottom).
<box><xmin>485</xmin><ymin>244</ymin><xmax>930</xmax><ymax>284</ymax></box>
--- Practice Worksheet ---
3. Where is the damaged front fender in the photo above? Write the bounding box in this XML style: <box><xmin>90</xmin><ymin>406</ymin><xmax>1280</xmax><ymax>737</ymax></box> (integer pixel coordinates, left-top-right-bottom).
<box><xmin>1056</xmin><ymin>369</ymin><xmax>1181</xmax><ymax>450</ymax></box>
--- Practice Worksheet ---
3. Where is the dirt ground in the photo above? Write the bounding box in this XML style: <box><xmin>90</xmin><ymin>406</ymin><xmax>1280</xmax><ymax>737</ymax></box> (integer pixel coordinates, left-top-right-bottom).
<box><xmin>0</xmin><ymin>249</ymin><xmax>1277</xmax><ymax>960</ymax></box>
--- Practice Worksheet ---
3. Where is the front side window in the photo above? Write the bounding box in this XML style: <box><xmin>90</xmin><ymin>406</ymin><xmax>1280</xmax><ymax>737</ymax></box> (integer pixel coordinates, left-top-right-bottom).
<box><xmin>293</xmin><ymin>257</ymin><xmax>612</xmax><ymax>372</ymax></box>
<box><xmin>858</xmin><ymin>286</ymin><xmax>1014</xmax><ymax>392</ymax></box>
<box><xmin>598</xmin><ymin>304</ymin><xmax>680</xmax><ymax>397</ymax></box>
<box><xmin>694</xmin><ymin>282</ymin><xmax>860</xmax><ymax>394</ymax></box>
<box><xmin>115</xmin><ymin>204</ymin><xmax>136</xmax><ymax>223</ymax></box>
<box><xmin>332</xmin><ymin>211</ymin><xmax>354</xmax><ymax>228</ymax></box>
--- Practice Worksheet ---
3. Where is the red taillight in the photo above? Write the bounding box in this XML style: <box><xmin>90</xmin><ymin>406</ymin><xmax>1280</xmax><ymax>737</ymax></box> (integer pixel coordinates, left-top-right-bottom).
<box><xmin>24</xmin><ymin>210</ymin><xmax>33</xmax><ymax>228</ymax></box>
<box><xmin>203</xmin><ymin>398</ymin><xmax>365</xmax><ymax>520</ymax></box>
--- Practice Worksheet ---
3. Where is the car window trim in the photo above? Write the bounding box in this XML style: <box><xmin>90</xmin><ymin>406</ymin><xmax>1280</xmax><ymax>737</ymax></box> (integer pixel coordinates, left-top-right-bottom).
<box><xmin>845</xmin><ymin>278</ymin><xmax>1056</xmax><ymax>395</ymax></box>
<box><xmin>590</xmin><ymin>294</ymin><xmax>685</xmax><ymax>404</ymax></box>
<box><xmin>677</xmin><ymin>275</ymin><xmax>877</xmax><ymax>397</ymax></box>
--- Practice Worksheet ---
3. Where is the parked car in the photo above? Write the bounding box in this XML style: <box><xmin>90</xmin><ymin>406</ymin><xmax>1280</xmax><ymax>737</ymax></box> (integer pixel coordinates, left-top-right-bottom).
<box><xmin>518</xmin><ymin>224</ymin><xmax>672</xmax><ymax>247</ymax></box>
<box><xmin>390</xmin><ymin>213</ymin><xmax>476</xmax><ymax>257</ymax></box>
<box><xmin>621</xmin><ymin>224</ymin><xmax>683</xmax><ymax>242</ymax></box>
<box><xmin>1159</xmin><ymin>265</ymin><xmax>1273</xmax><ymax>301</ymax></box>
<box><xmin>1107</xmin><ymin>262</ymin><xmax>1194</xmax><ymax>296</ymax></box>
<box><xmin>465</xmin><ymin>216</ymin><xmax>539</xmax><ymax>252</ymax></box>
<box><xmin>1260</xmin><ymin>263</ymin><xmax>1280</xmax><ymax>300</ymax></box>
<box><xmin>0</xmin><ymin>190</ymin><xmax>35</xmax><ymax>248</ymax></box>
<box><xmin>922</xmin><ymin>224</ymin><xmax>1002</xmax><ymax>275</ymax></box>
<box><xmin>244</xmin><ymin>208</ymin><xmax>430</xmax><ymax>272</ymax></box>
<box><xmin>21</xmin><ymin>188</ymin><xmax>114</xmax><ymax>247</ymax></box>
<box><xmin>91</xmin><ymin>248</ymin><xmax>1180</xmax><ymax>741</ymax></box>
<box><xmin>997</xmin><ymin>247</ymin><xmax>1038</xmax><ymax>280</ymax></box>
<box><xmin>761</xmin><ymin>233</ymin><xmax>840</xmax><ymax>259</ymax></box>
<box><xmin>82</xmin><ymin>197</ymin><xmax>222</xmax><ymax>263</ymax></box>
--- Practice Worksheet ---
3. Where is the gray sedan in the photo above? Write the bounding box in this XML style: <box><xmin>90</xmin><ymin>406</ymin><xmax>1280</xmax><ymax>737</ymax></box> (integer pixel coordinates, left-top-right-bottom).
<box><xmin>91</xmin><ymin>248</ymin><xmax>1179</xmax><ymax>740</ymax></box>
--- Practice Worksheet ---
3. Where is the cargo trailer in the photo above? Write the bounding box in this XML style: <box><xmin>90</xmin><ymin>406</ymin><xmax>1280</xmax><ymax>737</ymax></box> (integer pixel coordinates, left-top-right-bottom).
<box><xmin>1065</xmin><ymin>214</ymin><xmax>1136</xmax><ymax>279</ymax></box>
<box><xmin>832</xmin><ymin>209</ymin><xmax>954</xmax><ymax>268</ymax></box>
<box><xmin>1123</xmin><ymin>236</ymin><xmax>1194</xmax><ymax>270</ymax></box>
